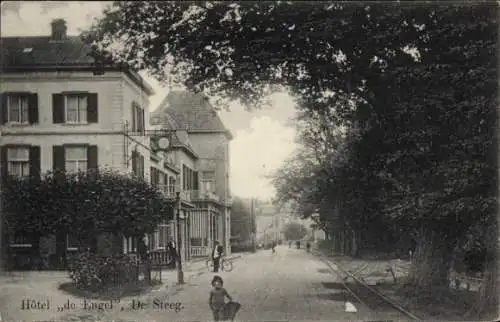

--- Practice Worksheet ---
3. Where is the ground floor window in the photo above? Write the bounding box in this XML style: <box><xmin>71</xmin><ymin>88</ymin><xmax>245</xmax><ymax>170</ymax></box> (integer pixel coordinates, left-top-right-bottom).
<box><xmin>123</xmin><ymin>236</ymin><xmax>138</xmax><ymax>254</ymax></box>
<box><xmin>8</xmin><ymin>232</ymin><xmax>32</xmax><ymax>247</ymax></box>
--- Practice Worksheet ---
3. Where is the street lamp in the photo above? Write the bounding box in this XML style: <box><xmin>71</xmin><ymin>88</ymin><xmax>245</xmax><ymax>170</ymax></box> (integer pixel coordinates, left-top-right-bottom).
<box><xmin>175</xmin><ymin>192</ymin><xmax>184</xmax><ymax>284</ymax></box>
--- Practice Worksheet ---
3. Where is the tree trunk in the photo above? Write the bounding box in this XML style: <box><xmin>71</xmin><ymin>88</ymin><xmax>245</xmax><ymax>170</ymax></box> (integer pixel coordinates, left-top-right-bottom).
<box><xmin>468</xmin><ymin>220</ymin><xmax>498</xmax><ymax>319</ymax></box>
<box><xmin>408</xmin><ymin>229</ymin><xmax>455</xmax><ymax>288</ymax></box>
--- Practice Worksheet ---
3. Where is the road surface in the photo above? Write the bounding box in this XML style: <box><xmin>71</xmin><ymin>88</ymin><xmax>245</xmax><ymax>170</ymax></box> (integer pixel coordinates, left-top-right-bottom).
<box><xmin>1</xmin><ymin>246</ymin><xmax>409</xmax><ymax>321</ymax></box>
<box><xmin>93</xmin><ymin>245</ymin><xmax>404</xmax><ymax>321</ymax></box>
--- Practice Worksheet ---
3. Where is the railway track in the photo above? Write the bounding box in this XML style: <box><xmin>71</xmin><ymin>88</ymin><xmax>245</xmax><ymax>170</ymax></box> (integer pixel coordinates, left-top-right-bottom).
<box><xmin>317</xmin><ymin>253</ymin><xmax>421</xmax><ymax>321</ymax></box>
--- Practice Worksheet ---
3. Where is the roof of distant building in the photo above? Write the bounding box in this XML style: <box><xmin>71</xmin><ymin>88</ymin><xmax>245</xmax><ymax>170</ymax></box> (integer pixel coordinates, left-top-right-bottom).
<box><xmin>153</xmin><ymin>90</ymin><xmax>233</xmax><ymax>140</ymax></box>
<box><xmin>0</xmin><ymin>19</ymin><xmax>155</xmax><ymax>96</ymax></box>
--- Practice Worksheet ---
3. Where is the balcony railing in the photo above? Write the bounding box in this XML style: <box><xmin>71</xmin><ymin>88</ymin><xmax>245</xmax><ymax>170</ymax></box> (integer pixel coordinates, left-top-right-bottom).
<box><xmin>189</xmin><ymin>190</ymin><xmax>221</xmax><ymax>202</ymax></box>
<box><xmin>156</xmin><ymin>185</ymin><xmax>191</xmax><ymax>202</ymax></box>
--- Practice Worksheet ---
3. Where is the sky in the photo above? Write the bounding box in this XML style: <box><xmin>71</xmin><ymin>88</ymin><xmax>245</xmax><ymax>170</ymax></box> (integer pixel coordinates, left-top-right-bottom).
<box><xmin>0</xmin><ymin>1</ymin><xmax>299</xmax><ymax>200</ymax></box>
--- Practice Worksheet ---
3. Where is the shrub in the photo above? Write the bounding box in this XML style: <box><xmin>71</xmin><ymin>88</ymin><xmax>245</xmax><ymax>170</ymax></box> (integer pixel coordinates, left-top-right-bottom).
<box><xmin>68</xmin><ymin>251</ymin><xmax>139</xmax><ymax>290</ymax></box>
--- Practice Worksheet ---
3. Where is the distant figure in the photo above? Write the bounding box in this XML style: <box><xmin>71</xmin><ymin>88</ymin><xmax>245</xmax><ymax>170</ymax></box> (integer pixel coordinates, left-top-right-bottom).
<box><xmin>289</xmin><ymin>241</ymin><xmax>292</xmax><ymax>248</ymax></box>
<box><xmin>296</xmin><ymin>240</ymin><xmax>301</xmax><ymax>249</ymax></box>
<box><xmin>167</xmin><ymin>240</ymin><xmax>177</xmax><ymax>268</ymax></box>
<box><xmin>209</xmin><ymin>275</ymin><xmax>234</xmax><ymax>321</ymax></box>
<box><xmin>306</xmin><ymin>241</ymin><xmax>311</xmax><ymax>252</ymax></box>
<box><xmin>212</xmin><ymin>241</ymin><xmax>224</xmax><ymax>272</ymax></box>
<box><xmin>271</xmin><ymin>241</ymin><xmax>277</xmax><ymax>254</ymax></box>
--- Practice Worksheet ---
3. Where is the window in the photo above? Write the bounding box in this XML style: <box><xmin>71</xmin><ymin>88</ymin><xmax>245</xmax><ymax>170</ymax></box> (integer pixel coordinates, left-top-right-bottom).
<box><xmin>7</xmin><ymin>95</ymin><xmax>29</xmax><ymax>124</ymax></box>
<box><xmin>183</xmin><ymin>165</ymin><xmax>197</xmax><ymax>190</ymax></box>
<box><xmin>7</xmin><ymin>147</ymin><xmax>30</xmax><ymax>177</ymax></box>
<box><xmin>65</xmin><ymin>94</ymin><xmax>87</xmax><ymax>123</ymax></box>
<box><xmin>202</xmin><ymin>180</ymin><xmax>215</xmax><ymax>193</ymax></box>
<box><xmin>131</xmin><ymin>151</ymin><xmax>144</xmax><ymax>178</ymax></box>
<box><xmin>168</xmin><ymin>176</ymin><xmax>176</xmax><ymax>195</ymax></box>
<box><xmin>150</xmin><ymin>167</ymin><xmax>160</xmax><ymax>187</ymax></box>
<box><xmin>131</xmin><ymin>102</ymin><xmax>145</xmax><ymax>134</ymax></box>
<box><xmin>9</xmin><ymin>232</ymin><xmax>32</xmax><ymax>246</ymax></box>
<box><xmin>65</xmin><ymin>146</ymin><xmax>88</xmax><ymax>173</ymax></box>
<box><xmin>52</xmin><ymin>93</ymin><xmax>98</xmax><ymax>124</ymax></box>
<box><xmin>67</xmin><ymin>235</ymin><xmax>79</xmax><ymax>251</ymax></box>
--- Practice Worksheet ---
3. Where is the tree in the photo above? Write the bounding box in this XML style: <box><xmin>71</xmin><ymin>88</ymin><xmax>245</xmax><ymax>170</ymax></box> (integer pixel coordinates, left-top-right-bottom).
<box><xmin>84</xmin><ymin>2</ymin><xmax>498</xmax><ymax>315</ymax></box>
<box><xmin>230</xmin><ymin>197</ymin><xmax>253</xmax><ymax>242</ymax></box>
<box><xmin>282</xmin><ymin>222</ymin><xmax>307</xmax><ymax>241</ymax></box>
<box><xmin>2</xmin><ymin>169</ymin><xmax>171</xmax><ymax>253</ymax></box>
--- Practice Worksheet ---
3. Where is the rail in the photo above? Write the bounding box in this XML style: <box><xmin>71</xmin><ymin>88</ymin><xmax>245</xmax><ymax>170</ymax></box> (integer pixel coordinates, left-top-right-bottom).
<box><xmin>315</xmin><ymin>251</ymin><xmax>421</xmax><ymax>320</ymax></box>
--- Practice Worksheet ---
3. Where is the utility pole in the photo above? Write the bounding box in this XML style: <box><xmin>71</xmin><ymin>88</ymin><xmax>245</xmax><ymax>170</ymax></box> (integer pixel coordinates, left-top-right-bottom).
<box><xmin>175</xmin><ymin>192</ymin><xmax>184</xmax><ymax>284</ymax></box>
<box><xmin>251</xmin><ymin>198</ymin><xmax>256</xmax><ymax>253</ymax></box>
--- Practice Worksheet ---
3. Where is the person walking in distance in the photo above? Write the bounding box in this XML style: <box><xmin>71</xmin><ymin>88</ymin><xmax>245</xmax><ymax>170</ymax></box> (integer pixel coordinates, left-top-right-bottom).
<box><xmin>212</xmin><ymin>241</ymin><xmax>224</xmax><ymax>272</ymax></box>
<box><xmin>271</xmin><ymin>241</ymin><xmax>277</xmax><ymax>254</ymax></box>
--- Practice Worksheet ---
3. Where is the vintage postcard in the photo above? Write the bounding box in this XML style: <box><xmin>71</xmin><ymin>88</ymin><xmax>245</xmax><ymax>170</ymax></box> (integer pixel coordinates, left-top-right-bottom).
<box><xmin>0</xmin><ymin>1</ymin><xmax>498</xmax><ymax>322</ymax></box>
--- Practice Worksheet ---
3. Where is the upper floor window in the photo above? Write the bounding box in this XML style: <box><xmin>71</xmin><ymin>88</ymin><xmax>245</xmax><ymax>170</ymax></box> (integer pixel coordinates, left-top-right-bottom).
<box><xmin>7</xmin><ymin>147</ymin><xmax>30</xmax><ymax>177</ymax></box>
<box><xmin>0</xmin><ymin>92</ymin><xmax>38</xmax><ymax>125</ymax></box>
<box><xmin>131</xmin><ymin>101</ymin><xmax>145</xmax><ymax>134</ymax></box>
<box><xmin>65</xmin><ymin>146</ymin><xmax>88</xmax><ymax>173</ymax></box>
<box><xmin>52</xmin><ymin>93</ymin><xmax>98</xmax><ymax>124</ymax></box>
<box><xmin>8</xmin><ymin>95</ymin><xmax>29</xmax><ymax>123</ymax></box>
<box><xmin>182</xmin><ymin>165</ymin><xmax>198</xmax><ymax>190</ymax></box>
<box><xmin>201</xmin><ymin>171</ymin><xmax>215</xmax><ymax>193</ymax></box>
<box><xmin>65</xmin><ymin>94</ymin><xmax>87</xmax><ymax>124</ymax></box>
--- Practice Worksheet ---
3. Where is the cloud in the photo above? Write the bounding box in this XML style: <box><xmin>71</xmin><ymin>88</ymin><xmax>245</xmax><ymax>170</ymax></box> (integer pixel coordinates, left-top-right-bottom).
<box><xmin>230</xmin><ymin>116</ymin><xmax>297</xmax><ymax>199</ymax></box>
<box><xmin>1</xmin><ymin>1</ymin><xmax>107</xmax><ymax>37</ymax></box>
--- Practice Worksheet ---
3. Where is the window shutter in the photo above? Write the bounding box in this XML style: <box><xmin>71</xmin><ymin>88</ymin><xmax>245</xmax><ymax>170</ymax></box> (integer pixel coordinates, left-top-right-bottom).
<box><xmin>87</xmin><ymin>93</ymin><xmax>98</xmax><ymax>123</ymax></box>
<box><xmin>131</xmin><ymin>151</ymin><xmax>137</xmax><ymax>175</ymax></box>
<box><xmin>29</xmin><ymin>146</ymin><xmax>41</xmax><ymax>178</ymax></box>
<box><xmin>28</xmin><ymin>93</ymin><xmax>39</xmax><ymax>124</ymax></box>
<box><xmin>0</xmin><ymin>146</ymin><xmax>7</xmax><ymax>185</ymax></box>
<box><xmin>0</xmin><ymin>93</ymin><xmax>7</xmax><ymax>125</ymax></box>
<box><xmin>131</xmin><ymin>104</ymin><xmax>137</xmax><ymax>132</ymax></box>
<box><xmin>53</xmin><ymin>145</ymin><xmax>65</xmax><ymax>172</ymax></box>
<box><xmin>140</xmin><ymin>154</ymin><xmax>145</xmax><ymax>178</ymax></box>
<box><xmin>141</xmin><ymin>108</ymin><xmax>145</xmax><ymax>135</ymax></box>
<box><xmin>52</xmin><ymin>94</ymin><xmax>65</xmax><ymax>123</ymax></box>
<box><xmin>193</xmin><ymin>171</ymin><xmax>199</xmax><ymax>190</ymax></box>
<box><xmin>87</xmin><ymin>145</ymin><xmax>98</xmax><ymax>171</ymax></box>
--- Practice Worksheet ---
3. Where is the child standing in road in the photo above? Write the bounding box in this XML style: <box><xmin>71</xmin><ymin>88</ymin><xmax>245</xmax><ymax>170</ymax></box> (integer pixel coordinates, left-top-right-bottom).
<box><xmin>209</xmin><ymin>275</ymin><xmax>233</xmax><ymax>321</ymax></box>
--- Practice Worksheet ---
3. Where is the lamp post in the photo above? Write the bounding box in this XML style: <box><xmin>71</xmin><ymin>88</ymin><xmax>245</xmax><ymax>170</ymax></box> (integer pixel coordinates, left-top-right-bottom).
<box><xmin>251</xmin><ymin>198</ymin><xmax>256</xmax><ymax>253</ymax></box>
<box><xmin>175</xmin><ymin>192</ymin><xmax>184</xmax><ymax>284</ymax></box>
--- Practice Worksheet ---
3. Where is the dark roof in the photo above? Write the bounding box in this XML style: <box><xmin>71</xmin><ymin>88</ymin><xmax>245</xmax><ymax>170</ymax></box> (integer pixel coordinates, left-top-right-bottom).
<box><xmin>0</xmin><ymin>35</ymin><xmax>155</xmax><ymax>95</ymax></box>
<box><xmin>154</xmin><ymin>91</ymin><xmax>233</xmax><ymax>139</ymax></box>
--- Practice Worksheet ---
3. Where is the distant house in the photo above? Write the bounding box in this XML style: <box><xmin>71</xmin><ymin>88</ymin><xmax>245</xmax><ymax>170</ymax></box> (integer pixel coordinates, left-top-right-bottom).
<box><xmin>0</xmin><ymin>19</ymin><xmax>188</xmax><ymax>268</ymax></box>
<box><xmin>152</xmin><ymin>90</ymin><xmax>233</xmax><ymax>256</ymax></box>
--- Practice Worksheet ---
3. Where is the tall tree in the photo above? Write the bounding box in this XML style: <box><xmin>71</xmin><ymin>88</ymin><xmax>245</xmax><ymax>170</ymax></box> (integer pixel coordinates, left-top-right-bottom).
<box><xmin>230</xmin><ymin>197</ymin><xmax>254</xmax><ymax>242</ymax></box>
<box><xmin>84</xmin><ymin>2</ymin><xmax>498</xmax><ymax>315</ymax></box>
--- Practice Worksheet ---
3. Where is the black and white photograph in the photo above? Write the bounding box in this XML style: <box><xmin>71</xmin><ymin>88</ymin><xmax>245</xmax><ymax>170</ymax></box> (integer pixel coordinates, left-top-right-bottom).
<box><xmin>0</xmin><ymin>1</ymin><xmax>498</xmax><ymax>321</ymax></box>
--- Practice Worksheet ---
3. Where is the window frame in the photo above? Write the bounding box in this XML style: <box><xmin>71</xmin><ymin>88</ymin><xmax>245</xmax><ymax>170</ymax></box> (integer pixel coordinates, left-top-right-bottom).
<box><xmin>6</xmin><ymin>146</ymin><xmax>30</xmax><ymax>177</ymax></box>
<box><xmin>64</xmin><ymin>146</ymin><xmax>88</xmax><ymax>174</ymax></box>
<box><xmin>6</xmin><ymin>94</ymin><xmax>29</xmax><ymax>124</ymax></box>
<box><xmin>64</xmin><ymin>94</ymin><xmax>88</xmax><ymax>124</ymax></box>
<box><xmin>66</xmin><ymin>234</ymin><xmax>79</xmax><ymax>251</ymax></box>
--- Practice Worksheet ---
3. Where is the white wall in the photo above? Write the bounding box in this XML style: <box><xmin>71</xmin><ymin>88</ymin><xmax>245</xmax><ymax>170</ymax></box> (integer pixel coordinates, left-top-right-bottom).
<box><xmin>1</xmin><ymin>70</ymin><xmax>154</xmax><ymax>177</ymax></box>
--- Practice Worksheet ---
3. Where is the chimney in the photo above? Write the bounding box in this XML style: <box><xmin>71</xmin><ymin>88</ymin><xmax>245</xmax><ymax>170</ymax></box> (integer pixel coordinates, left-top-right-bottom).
<box><xmin>50</xmin><ymin>19</ymin><xmax>67</xmax><ymax>40</ymax></box>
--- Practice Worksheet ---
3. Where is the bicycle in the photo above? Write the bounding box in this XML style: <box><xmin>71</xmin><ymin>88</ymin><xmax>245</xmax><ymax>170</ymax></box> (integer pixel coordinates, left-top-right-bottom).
<box><xmin>207</xmin><ymin>256</ymin><xmax>233</xmax><ymax>272</ymax></box>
